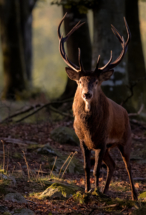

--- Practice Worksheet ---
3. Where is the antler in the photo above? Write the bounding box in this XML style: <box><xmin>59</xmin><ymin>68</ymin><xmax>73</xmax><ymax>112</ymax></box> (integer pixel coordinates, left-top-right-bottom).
<box><xmin>95</xmin><ymin>17</ymin><xmax>131</xmax><ymax>73</ymax></box>
<box><xmin>58</xmin><ymin>13</ymin><xmax>85</xmax><ymax>72</ymax></box>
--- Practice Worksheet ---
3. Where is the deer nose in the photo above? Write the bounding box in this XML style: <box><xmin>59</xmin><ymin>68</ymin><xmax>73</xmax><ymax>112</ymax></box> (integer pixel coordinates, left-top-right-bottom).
<box><xmin>83</xmin><ymin>93</ymin><xmax>92</xmax><ymax>100</ymax></box>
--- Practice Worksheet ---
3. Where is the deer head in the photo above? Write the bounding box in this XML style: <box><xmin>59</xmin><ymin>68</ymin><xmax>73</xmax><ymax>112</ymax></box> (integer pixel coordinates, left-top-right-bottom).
<box><xmin>58</xmin><ymin>13</ymin><xmax>131</xmax><ymax>111</ymax></box>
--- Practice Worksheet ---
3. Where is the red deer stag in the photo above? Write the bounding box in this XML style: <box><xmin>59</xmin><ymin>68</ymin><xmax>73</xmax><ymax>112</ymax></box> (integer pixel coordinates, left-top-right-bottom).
<box><xmin>58</xmin><ymin>13</ymin><xmax>137</xmax><ymax>201</ymax></box>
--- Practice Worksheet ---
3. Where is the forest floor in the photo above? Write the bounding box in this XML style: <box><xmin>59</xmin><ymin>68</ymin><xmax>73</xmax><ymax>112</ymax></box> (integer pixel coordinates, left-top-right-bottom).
<box><xmin>0</xmin><ymin>106</ymin><xmax>146</xmax><ymax>215</ymax></box>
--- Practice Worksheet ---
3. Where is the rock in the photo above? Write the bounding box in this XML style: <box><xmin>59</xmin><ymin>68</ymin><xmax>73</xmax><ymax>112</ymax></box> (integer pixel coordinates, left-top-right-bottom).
<box><xmin>50</xmin><ymin>126</ymin><xmax>79</xmax><ymax>146</ymax></box>
<box><xmin>36</xmin><ymin>144</ymin><xmax>83</xmax><ymax>174</ymax></box>
<box><xmin>132</xmin><ymin>206</ymin><xmax>146</xmax><ymax>215</ymax></box>
<box><xmin>0</xmin><ymin>173</ymin><xmax>16</xmax><ymax>182</ymax></box>
<box><xmin>37</xmin><ymin>144</ymin><xmax>57</xmax><ymax>156</ymax></box>
<box><xmin>13</xmin><ymin>208</ymin><xmax>35</xmax><ymax>215</ymax></box>
<box><xmin>54</xmin><ymin>157</ymin><xmax>83</xmax><ymax>174</ymax></box>
<box><xmin>40</xmin><ymin>182</ymin><xmax>83</xmax><ymax>199</ymax></box>
<box><xmin>0</xmin><ymin>205</ymin><xmax>8</xmax><ymax>213</ymax></box>
<box><xmin>0</xmin><ymin>174</ymin><xmax>16</xmax><ymax>186</ymax></box>
<box><xmin>0</xmin><ymin>184</ymin><xmax>15</xmax><ymax>196</ymax></box>
<box><xmin>4</xmin><ymin>193</ymin><xmax>27</xmax><ymax>203</ymax></box>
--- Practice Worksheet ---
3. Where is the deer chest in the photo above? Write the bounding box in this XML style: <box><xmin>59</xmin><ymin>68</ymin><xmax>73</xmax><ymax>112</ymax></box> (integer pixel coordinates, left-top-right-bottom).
<box><xmin>73</xmin><ymin>114</ymin><xmax>107</xmax><ymax>150</ymax></box>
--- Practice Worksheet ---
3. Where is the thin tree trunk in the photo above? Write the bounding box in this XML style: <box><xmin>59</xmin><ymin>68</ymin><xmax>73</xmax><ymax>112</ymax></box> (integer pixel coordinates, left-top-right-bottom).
<box><xmin>126</xmin><ymin>0</ymin><xmax>146</xmax><ymax>110</ymax></box>
<box><xmin>0</xmin><ymin>0</ymin><xmax>37</xmax><ymax>100</ymax></box>
<box><xmin>0</xmin><ymin>0</ymin><xmax>26</xmax><ymax>100</ymax></box>
<box><xmin>59</xmin><ymin>6</ymin><xmax>92</xmax><ymax>100</ymax></box>
<box><xmin>20</xmin><ymin>0</ymin><xmax>37</xmax><ymax>84</ymax></box>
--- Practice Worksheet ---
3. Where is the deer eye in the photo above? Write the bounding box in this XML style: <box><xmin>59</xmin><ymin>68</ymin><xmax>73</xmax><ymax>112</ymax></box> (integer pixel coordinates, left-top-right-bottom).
<box><xmin>79</xmin><ymin>80</ymin><xmax>81</xmax><ymax>84</ymax></box>
<box><xmin>95</xmin><ymin>81</ymin><xmax>98</xmax><ymax>84</ymax></box>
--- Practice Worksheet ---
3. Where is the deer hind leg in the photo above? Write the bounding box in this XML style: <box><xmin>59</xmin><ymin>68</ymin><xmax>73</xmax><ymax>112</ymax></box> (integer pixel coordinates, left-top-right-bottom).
<box><xmin>118</xmin><ymin>144</ymin><xmax>138</xmax><ymax>201</ymax></box>
<box><xmin>103</xmin><ymin>149</ymin><xmax>115</xmax><ymax>194</ymax></box>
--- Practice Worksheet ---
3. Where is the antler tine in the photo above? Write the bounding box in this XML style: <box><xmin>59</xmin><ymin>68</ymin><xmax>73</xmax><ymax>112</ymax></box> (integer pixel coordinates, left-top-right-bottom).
<box><xmin>78</xmin><ymin>48</ymin><xmax>84</xmax><ymax>71</ymax></box>
<box><xmin>94</xmin><ymin>55</ymin><xmax>101</xmax><ymax>74</ymax></box>
<box><xmin>58</xmin><ymin>12</ymin><xmax>67</xmax><ymax>40</ymax></box>
<box><xmin>59</xmin><ymin>38</ymin><xmax>80</xmax><ymax>72</ymax></box>
<box><xmin>123</xmin><ymin>17</ymin><xmax>131</xmax><ymax>46</ymax></box>
<box><xmin>99</xmin><ymin>50</ymin><xmax>113</xmax><ymax>71</ymax></box>
<box><xmin>111</xmin><ymin>25</ymin><xmax>123</xmax><ymax>43</ymax></box>
<box><xmin>98</xmin><ymin>17</ymin><xmax>130</xmax><ymax>73</ymax></box>
<box><xmin>58</xmin><ymin>13</ymin><xmax>85</xmax><ymax>72</ymax></box>
<box><xmin>65</xmin><ymin>21</ymin><xmax>85</xmax><ymax>42</ymax></box>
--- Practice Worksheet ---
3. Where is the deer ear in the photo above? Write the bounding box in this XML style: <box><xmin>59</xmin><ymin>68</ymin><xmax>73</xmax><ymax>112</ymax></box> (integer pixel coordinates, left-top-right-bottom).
<box><xmin>65</xmin><ymin>67</ymin><xmax>80</xmax><ymax>81</ymax></box>
<box><xmin>99</xmin><ymin>70</ymin><xmax>114</xmax><ymax>81</ymax></box>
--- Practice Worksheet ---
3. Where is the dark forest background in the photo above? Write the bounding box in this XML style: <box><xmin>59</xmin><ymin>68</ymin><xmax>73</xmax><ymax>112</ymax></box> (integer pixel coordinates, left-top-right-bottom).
<box><xmin>0</xmin><ymin>0</ymin><xmax>146</xmax><ymax>118</ymax></box>
<box><xmin>0</xmin><ymin>2</ymin><xmax>146</xmax><ymax>213</ymax></box>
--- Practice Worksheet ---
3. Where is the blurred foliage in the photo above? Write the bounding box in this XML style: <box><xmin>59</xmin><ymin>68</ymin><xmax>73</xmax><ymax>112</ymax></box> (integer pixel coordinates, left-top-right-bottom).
<box><xmin>51</xmin><ymin>0</ymin><xmax>99</xmax><ymax>9</ymax></box>
<box><xmin>0</xmin><ymin>0</ymin><xmax>146</xmax><ymax>99</ymax></box>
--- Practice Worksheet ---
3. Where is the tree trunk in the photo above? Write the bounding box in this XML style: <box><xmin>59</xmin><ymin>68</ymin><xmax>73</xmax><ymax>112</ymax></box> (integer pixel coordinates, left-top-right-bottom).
<box><xmin>59</xmin><ymin>5</ymin><xmax>92</xmax><ymax>100</ymax></box>
<box><xmin>0</xmin><ymin>0</ymin><xmax>26</xmax><ymax>99</ymax></box>
<box><xmin>20</xmin><ymin>0</ymin><xmax>33</xmax><ymax>84</ymax></box>
<box><xmin>92</xmin><ymin>0</ymin><xmax>127</xmax><ymax>104</ymax></box>
<box><xmin>126</xmin><ymin>0</ymin><xmax>146</xmax><ymax>110</ymax></box>
<box><xmin>0</xmin><ymin>0</ymin><xmax>37</xmax><ymax>100</ymax></box>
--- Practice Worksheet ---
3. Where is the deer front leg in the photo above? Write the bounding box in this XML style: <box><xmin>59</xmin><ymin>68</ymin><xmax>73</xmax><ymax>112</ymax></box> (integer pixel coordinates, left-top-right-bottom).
<box><xmin>94</xmin><ymin>147</ymin><xmax>105</xmax><ymax>189</ymax></box>
<box><xmin>80</xmin><ymin>140</ymin><xmax>91</xmax><ymax>192</ymax></box>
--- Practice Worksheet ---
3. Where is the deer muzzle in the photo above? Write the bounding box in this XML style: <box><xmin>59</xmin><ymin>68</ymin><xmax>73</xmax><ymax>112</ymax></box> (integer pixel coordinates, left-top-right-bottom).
<box><xmin>83</xmin><ymin>92</ymin><xmax>92</xmax><ymax>100</ymax></box>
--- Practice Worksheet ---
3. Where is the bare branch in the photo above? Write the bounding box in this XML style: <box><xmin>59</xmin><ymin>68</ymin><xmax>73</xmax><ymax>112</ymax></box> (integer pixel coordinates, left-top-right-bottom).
<box><xmin>121</xmin><ymin>83</ymin><xmax>136</xmax><ymax>106</ymax></box>
<box><xmin>1</xmin><ymin>98</ymin><xmax>73</xmax><ymax>123</ymax></box>
<box><xmin>49</xmin><ymin>106</ymin><xmax>73</xmax><ymax>119</ymax></box>
<box><xmin>121</xmin><ymin>76</ymin><xmax>146</xmax><ymax>106</ymax></box>
<box><xmin>1</xmin><ymin>104</ymin><xmax>42</xmax><ymax>123</ymax></box>
<box><xmin>128</xmin><ymin>104</ymin><xmax>144</xmax><ymax>117</ymax></box>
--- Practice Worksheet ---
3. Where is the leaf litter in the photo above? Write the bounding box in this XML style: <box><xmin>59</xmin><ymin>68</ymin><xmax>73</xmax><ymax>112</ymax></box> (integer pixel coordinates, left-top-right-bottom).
<box><xmin>0</xmin><ymin>118</ymin><xmax>146</xmax><ymax>214</ymax></box>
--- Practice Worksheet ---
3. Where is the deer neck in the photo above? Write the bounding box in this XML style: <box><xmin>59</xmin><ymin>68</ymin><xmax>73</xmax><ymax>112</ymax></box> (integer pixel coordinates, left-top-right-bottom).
<box><xmin>84</xmin><ymin>100</ymin><xmax>91</xmax><ymax>112</ymax></box>
<box><xmin>84</xmin><ymin>88</ymin><xmax>103</xmax><ymax>112</ymax></box>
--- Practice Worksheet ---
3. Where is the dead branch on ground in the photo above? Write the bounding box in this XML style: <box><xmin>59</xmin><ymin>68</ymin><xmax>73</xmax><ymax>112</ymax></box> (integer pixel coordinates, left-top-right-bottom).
<box><xmin>128</xmin><ymin>104</ymin><xmax>144</xmax><ymax>117</ymax></box>
<box><xmin>1</xmin><ymin>98</ymin><xmax>73</xmax><ymax>123</ymax></box>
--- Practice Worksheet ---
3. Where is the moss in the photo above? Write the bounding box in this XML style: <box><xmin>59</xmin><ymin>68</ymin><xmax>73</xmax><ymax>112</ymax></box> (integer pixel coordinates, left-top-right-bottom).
<box><xmin>73</xmin><ymin>191</ymin><xmax>85</xmax><ymax>204</ymax></box>
<box><xmin>50</xmin><ymin>182</ymin><xmax>77</xmax><ymax>197</ymax></box>
<box><xmin>40</xmin><ymin>182</ymin><xmax>83</xmax><ymax>199</ymax></box>
<box><xmin>27</xmin><ymin>144</ymin><xmax>41</xmax><ymax>152</ymax></box>
<box><xmin>12</xmin><ymin>152</ymin><xmax>22</xmax><ymax>159</ymax></box>
<box><xmin>3</xmin><ymin>212</ymin><xmax>12</xmax><ymax>215</ymax></box>
<box><xmin>139</xmin><ymin>191</ymin><xmax>146</xmax><ymax>200</ymax></box>
<box><xmin>50</xmin><ymin>111</ymin><xmax>64</xmax><ymax>121</ymax></box>
<box><xmin>92</xmin><ymin>188</ymin><xmax>110</xmax><ymax>199</ymax></box>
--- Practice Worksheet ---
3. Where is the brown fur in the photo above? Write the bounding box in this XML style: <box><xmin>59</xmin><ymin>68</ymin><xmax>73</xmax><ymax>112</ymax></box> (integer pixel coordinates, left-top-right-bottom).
<box><xmin>72</xmin><ymin>79</ymin><xmax>137</xmax><ymax>201</ymax></box>
<box><xmin>73</xmin><ymin>88</ymin><xmax>109</xmax><ymax>149</ymax></box>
